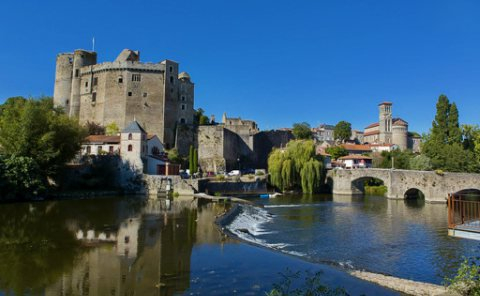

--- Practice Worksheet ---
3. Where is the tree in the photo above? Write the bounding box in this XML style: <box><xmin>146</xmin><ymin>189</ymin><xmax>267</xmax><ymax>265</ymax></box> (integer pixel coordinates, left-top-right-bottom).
<box><xmin>333</xmin><ymin>121</ymin><xmax>352</xmax><ymax>142</ymax></box>
<box><xmin>409</xmin><ymin>154</ymin><xmax>432</xmax><ymax>171</ymax></box>
<box><xmin>448</xmin><ymin>102</ymin><xmax>462</xmax><ymax>145</ymax></box>
<box><xmin>292</xmin><ymin>122</ymin><xmax>312</xmax><ymax>140</ymax></box>
<box><xmin>105</xmin><ymin>122</ymin><xmax>120</xmax><ymax>136</ymax></box>
<box><xmin>373</xmin><ymin>149</ymin><xmax>413</xmax><ymax>170</ymax></box>
<box><xmin>267</xmin><ymin>140</ymin><xmax>324</xmax><ymax>193</ymax></box>
<box><xmin>193</xmin><ymin>148</ymin><xmax>198</xmax><ymax>173</ymax></box>
<box><xmin>85</xmin><ymin>121</ymin><xmax>105</xmax><ymax>135</ymax></box>
<box><xmin>430</xmin><ymin>94</ymin><xmax>450</xmax><ymax>145</ymax></box>
<box><xmin>0</xmin><ymin>97</ymin><xmax>86</xmax><ymax>196</ymax></box>
<box><xmin>188</xmin><ymin>145</ymin><xmax>194</xmax><ymax>174</ymax></box>
<box><xmin>325</xmin><ymin>146</ymin><xmax>348</xmax><ymax>160</ymax></box>
<box><xmin>194</xmin><ymin>108</ymin><xmax>210</xmax><ymax>126</ymax></box>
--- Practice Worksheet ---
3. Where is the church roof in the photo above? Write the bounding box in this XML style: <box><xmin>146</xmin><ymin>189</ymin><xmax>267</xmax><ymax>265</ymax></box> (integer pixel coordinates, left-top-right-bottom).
<box><xmin>122</xmin><ymin>121</ymin><xmax>146</xmax><ymax>134</ymax></box>
<box><xmin>392</xmin><ymin>118</ymin><xmax>408</xmax><ymax>126</ymax></box>
<box><xmin>365</xmin><ymin>122</ymin><xmax>379</xmax><ymax>129</ymax></box>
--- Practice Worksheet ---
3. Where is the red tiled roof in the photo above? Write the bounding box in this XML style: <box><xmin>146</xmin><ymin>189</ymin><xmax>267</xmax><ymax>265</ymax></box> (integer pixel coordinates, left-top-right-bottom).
<box><xmin>339</xmin><ymin>154</ymin><xmax>373</xmax><ymax>160</ymax></box>
<box><xmin>378</xmin><ymin>101</ymin><xmax>392</xmax><ymax>106</ymax></box>
<box><xmin>342</xmin><ymin>144</ymin><xmax>372</xmax><ymax>151</ymax></box>
<box><xmin>364</xmin><ymin>130</ymin><xmax>380</xmax><ymax>136</ymax></box>
<box><xmin>365</xmin><ymin>122</ymin><xmax>379</xmax><ymax>129</ymax></box>
<box><xmin>84</xmin><ymin>135</ymin><xmax>120</xmax><ymax>144</ymax></box>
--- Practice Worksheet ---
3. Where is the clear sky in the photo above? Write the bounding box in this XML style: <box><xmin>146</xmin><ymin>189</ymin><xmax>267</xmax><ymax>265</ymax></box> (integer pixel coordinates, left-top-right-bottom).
<box><xmin>1</xmin><ymin>0</ymin><xmax>479</xmax><ymax>134</ymax></box>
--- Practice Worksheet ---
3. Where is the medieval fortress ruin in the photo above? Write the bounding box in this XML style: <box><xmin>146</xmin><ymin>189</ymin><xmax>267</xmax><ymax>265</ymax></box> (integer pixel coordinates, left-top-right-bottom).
<box><xmin>53</xmin><ymin>49</ymin><xmax>194</xmax><ymax>150</ymax></box>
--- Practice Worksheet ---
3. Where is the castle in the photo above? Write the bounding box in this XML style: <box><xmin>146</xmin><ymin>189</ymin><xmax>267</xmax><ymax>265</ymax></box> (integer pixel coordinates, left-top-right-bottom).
<box><xmin>363</xmin><ymin>102</ymin><xmax>420</xmax><ymax>151</ymax></box>
<box><xmin>53</xmin><ymin>49</ymin><xmax>194</xmax><ymax>149</ymax></box>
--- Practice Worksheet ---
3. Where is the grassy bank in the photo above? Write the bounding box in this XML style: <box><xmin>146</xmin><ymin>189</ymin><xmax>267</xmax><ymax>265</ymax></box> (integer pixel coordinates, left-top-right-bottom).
<box><xmin>364</xmin><ymin>185</ymin><xmax>387</xmax><ymax>196</ymax></box>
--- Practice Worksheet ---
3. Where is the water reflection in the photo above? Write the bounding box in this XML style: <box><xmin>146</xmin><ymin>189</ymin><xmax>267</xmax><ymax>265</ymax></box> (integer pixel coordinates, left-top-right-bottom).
<box><xmin>0</xmin><ymin>197</ymin><xmax>231</xmax><ymax>296</ymax></box>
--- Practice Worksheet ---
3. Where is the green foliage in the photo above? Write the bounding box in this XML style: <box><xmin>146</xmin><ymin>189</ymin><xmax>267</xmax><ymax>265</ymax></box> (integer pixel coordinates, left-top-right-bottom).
<box><xmin>189</xmin><ymin>145</ymin><xmax>194</xmax><ymax>174</ymax></box>
<box><xmin>325</xmin><ymin>146</ymin><xmax>348</xmax><ymax>160</ymax></box>
<box><xmin>409</xmin><ymin>154</ymin><xmax>432</xmax><ymax>171</ymax></box>
<box><xmin>194</xmin><ymin>108</ymin><xmax>210</xmax><ymax>125</ymax></box>
<box><xmin>166</xmin><ymin>148</ymin><xmax>182</xmax><ymax>164</ymax></box>
<box><xmin>373</xmin><ymin>149</ymin><xmax>413</xmax><ymax>170</ymax></box>
<box><xmin>422</xmin><ymin>95</ymin><xmax>480</xmax><ymax>172</ymax></box>
<box><xmin>445</xmin><ymin>258</ymin><xmax>480</xmax><ymax>296</ymax></box>
<box><xmin>266</xmin><ymin>269</ymin><xmax>348</xmax><ymax>296</ymax></box>
<box><xmin>364</xmin><ymin>185</ymin><xmax>387</xmax><ymax>196</ymax></box>
<box><xmin>193</xmin><ymin>148</ymin><xmax>198</xmax><ymax>173</ymax></box>
<box><xmin>85</xmin><ymin>121</ymin><xmax>105</xmax><ymax>135</ymax></box>
<box><xmin>268</xmin><ymin>140</ymin><xmax>324</xmax><ymax>193</ymax></box>
<box><xmin>292</xmin><ymin>122</ymin><xmax>313</xmax><ymax>140</ymax></box>
<box><xmin>105</xmin><ymin>122</ymin><xmax>120</xmax><ymax>136</ymax></box>
<box><xmin>333</xmin><ymin>121</ymin><xmax>352</xmax><ymax>143</ymax></box>
<box><xmin>2</xmin><ymin>155</ymin><xmax>45</xmax><ymax>197</ymax></box>
<box><xmin>0</xmin><ymin>97</ymin><xmax>86</xmax><ymax>197</ymax></box>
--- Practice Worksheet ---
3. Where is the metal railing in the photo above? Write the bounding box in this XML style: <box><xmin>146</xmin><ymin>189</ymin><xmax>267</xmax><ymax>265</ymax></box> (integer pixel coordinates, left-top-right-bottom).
<box><xmin>448</xmin><ymin>193</ymin><xmax>480</xmax><ymax>231</ymax></box>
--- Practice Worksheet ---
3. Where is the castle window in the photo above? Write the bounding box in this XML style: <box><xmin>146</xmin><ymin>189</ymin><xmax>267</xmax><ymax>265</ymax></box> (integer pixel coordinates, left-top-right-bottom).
<box><xmin>181</xmin><ymin>96</ymin><xmax>185</xmax><ymax>101</ymax></box>
<box><xmin>132</xmin><ymin>74</ymin><xmax>141</xmax><ymax>82</ymax></box>
<box><xmin>93</xmin><ymin>77</ymin><xmax>98</xmax><ymax>86</ymax></box>
<box><xmin>66</xmin><ymin>99</ymin><xmax>69</xmax><ymax>105</ymax></box>
<box><xmin>170</xmin><ymin>76</ymin><xmax>174</xmax><ymax>84</ymax></box>
<box><xmin>128</xmin><ymin>144</ymin><xmax>133</xmax><ymax>152</ymax></box>
<box><xmin>128</xmin><ymin>92</ymin><xmax>132</xmax><ymax>96</ymax></box>
<box><xmin>85</xmin><ymin>81</ymin><xmax>88</xmax><ymax>87</ymax></box>
<box><xmin>180</xmin><ymin>118</ymin><xmax>186</xmax><ymax>124</ymax></box>
<box><xmin>128</xmin><ymin>133</ymin><xmax>132</xmax><ymax>140</ymax></box>
<box><xmin>143</xmin><ymin>93</ymin><xmax>147</xmax><ymax>97</ymax></box>
<box><xmin>118</xmin><ymin>77</ymin><xmax>123</xmax><ymax>83</ymax></box>
<box><xmin>75</xmin><ymin>69</ymin><xmax>79</xmax><ymax>77</ymax></box>
<box><xmin>92</xmin><ymin>92</ymin><xmax>97</xmax><ymax>103</ymax></box>
<box><xmin>169</xmin><ymin>66</ymin><xmax>173</xmax><ymax>72</ymax></box>
<box><xmin>181</xmin><ymin>104</ymin><xmax>186</xmax><ymax>110</ymax></box>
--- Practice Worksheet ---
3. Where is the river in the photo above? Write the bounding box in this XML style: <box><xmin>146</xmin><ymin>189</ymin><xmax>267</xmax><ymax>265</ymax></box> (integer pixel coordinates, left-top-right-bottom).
<box><xmin>0</xmin><ymin>194</ymin><xmax>476</xmax><ymax>295</ymax></box>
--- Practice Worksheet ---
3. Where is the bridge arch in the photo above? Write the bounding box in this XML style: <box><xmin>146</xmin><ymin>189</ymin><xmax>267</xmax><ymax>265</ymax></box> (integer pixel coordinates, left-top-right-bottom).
<box><xmin>404</xmin><ymin>188</ymin><xmax>425</xmax><ymax>200</ymax></box>
<box><xmin>451</xmin><ymin>188</ymin><xmax>480</xmax><ymax>201</ymax></box>
<box><xmin>351</xmin><ymin>176</ymin><xmax>388</xmax><ymax>196</ymax></box>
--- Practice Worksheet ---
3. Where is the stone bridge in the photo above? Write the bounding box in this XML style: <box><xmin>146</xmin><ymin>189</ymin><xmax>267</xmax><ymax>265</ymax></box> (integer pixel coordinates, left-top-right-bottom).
<box><xmin>327</xmin><ymin>168</ymin><xmax>480</xmax><ymax>203</ymax></box>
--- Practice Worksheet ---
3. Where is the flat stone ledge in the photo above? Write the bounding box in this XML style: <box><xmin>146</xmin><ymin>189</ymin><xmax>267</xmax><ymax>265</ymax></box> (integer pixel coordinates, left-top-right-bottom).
<box><xmin>349</xmin><ymin>270</ymin><xmax>459</xmax><ymax>296</ymax></box>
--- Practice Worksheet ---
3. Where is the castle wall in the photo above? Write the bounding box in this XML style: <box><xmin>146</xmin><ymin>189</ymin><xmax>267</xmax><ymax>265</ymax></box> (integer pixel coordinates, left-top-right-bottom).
<box><xmin>253</xmin><ymin>130</ymin><xmax>294</xmax><ymax>169</ymax></box>
<box><xmin>53</xmin><ymin>53</ymin><xmax>73</xmax><ymax>111</ymax></box>
<box><xmin>198</xmin><ymin>126</ymin><xmax>227</xmax><ymax>173</ymax></box>
<box><xmin>54</xmin><ymin>49</ymin><xmax>195</xmax><ymax>153</ymax></box>
<box><xmin>70</xmin><ymin>50</ymin><xmax>97</xmax><ymax>118</ymax></box>
<box><xmin>392</xmin><ymin>126</ymin><xmax>408</xmax><ymax>150</ymax></box>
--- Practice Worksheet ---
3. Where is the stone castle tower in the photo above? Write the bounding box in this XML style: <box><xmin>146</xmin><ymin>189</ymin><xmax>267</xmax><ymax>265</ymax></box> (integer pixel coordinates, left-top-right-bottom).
<box><xmin>378</xmin><ymin>102</ymin><xmax>393</xmax><ymax>144</ymax></box>
<box><xmin>53</xmin><ymin>49</ymin><xmax>194</xmax><ymax>149</ymax></box>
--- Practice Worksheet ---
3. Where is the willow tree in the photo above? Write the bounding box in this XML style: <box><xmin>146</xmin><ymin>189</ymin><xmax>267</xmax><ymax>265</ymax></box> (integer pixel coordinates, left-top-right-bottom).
<box><xmin>267</xmin><ymin>140</ymin><xmax>324</xmax><ymax>193</ymax></box>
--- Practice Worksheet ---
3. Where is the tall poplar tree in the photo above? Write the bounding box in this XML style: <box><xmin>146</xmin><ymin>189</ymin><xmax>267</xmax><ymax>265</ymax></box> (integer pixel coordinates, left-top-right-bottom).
<box><xmin>448</xmin><ymin>102</ymin><xmax>462</xmax><ymax>144</ymax></box>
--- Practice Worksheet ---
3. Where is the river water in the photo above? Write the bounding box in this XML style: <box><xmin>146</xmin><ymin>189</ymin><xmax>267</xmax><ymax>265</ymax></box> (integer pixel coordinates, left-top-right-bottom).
<box><xmin>0</xmin><ymin>194</ymin><xmax>476</xmax><ymax>295</ymax></box>
<box><xmin>227</xmin><ymin>194</ymin><xmax>480</xmax><ymax>285</ymax></box>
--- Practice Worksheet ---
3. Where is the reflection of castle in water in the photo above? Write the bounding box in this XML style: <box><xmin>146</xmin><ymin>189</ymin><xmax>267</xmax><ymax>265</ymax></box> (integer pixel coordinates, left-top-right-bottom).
<box><xmin>45</xmin><ymin>197</ymin><xmax>219</xmax><ymax>296</ymax></box>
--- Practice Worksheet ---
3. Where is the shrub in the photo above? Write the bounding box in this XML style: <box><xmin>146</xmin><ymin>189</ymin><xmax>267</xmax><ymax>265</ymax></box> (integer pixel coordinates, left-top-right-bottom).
<box><xmin>445</xmin><ymin>258</ymin><xmax>480</xmax><ymax>296</ymax></box>
<box><xmin>435</xmin><ymin>169</ymin><xmax>445</xmax><ymax>176</ymax></box>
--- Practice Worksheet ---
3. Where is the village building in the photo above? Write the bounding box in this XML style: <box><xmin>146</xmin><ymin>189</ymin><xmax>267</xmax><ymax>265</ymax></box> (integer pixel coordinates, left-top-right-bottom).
<box><xmin>338</xmin><ymin>155</ymin><xmax>373</xmax><ymax>169</ymax></box>
<box><xmin>80</xmin><ymin>121</ymin><xmax>179</xmax><ymax>175</ymax></box>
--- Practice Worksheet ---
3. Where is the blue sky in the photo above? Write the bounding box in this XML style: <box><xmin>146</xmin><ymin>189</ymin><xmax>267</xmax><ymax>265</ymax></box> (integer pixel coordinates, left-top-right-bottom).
<box><xmin>1</xmin><ymin>0</ymin><xmax>479</xmax><ymax>133</ymax></box>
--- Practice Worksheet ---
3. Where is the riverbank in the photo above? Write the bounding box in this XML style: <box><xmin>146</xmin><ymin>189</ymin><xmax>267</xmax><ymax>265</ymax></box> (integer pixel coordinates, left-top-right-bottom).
<box><xmin>214</xmin><ymin>197</ymin><xmax>459</xmax><ymax>296</ymax></box>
